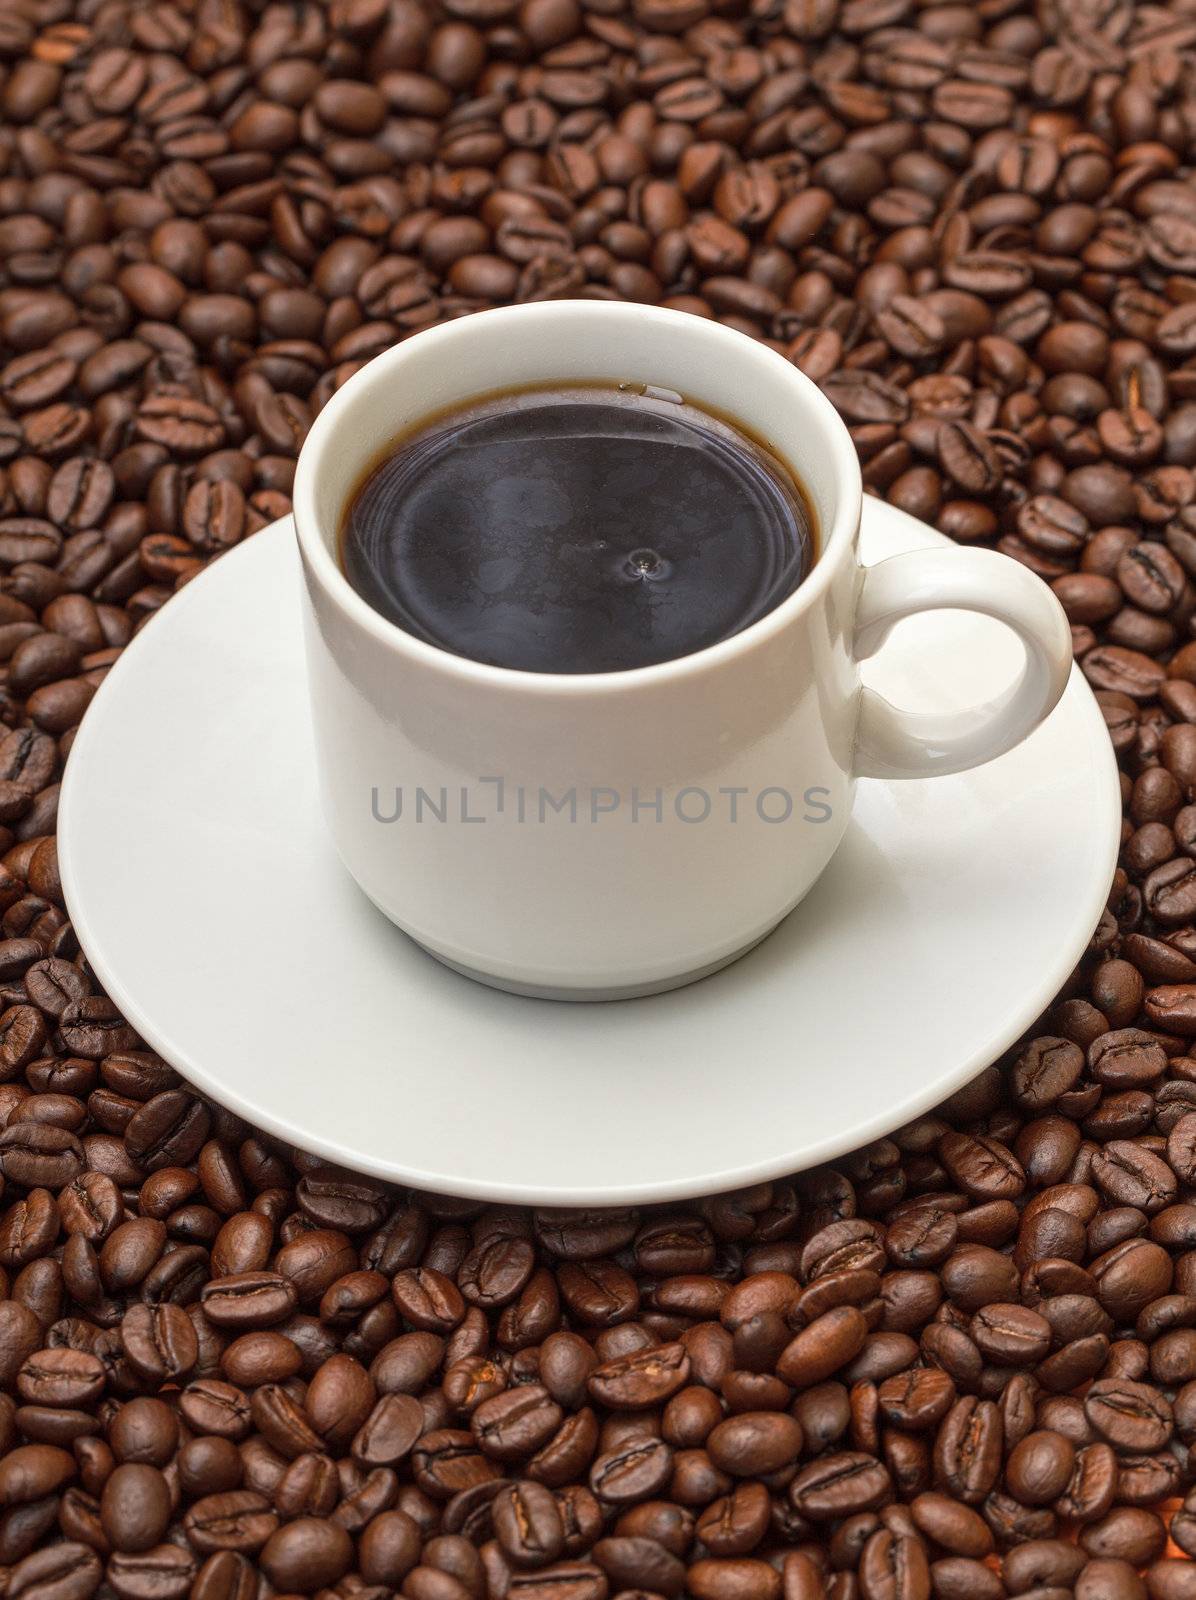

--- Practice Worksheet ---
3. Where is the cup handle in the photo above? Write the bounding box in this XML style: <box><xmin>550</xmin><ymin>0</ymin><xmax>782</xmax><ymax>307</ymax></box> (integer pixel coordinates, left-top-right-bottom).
<box><xmin>852</xmin><ymin>546</ymin><xmax>1073</xmax><ymax>780</ymax></box>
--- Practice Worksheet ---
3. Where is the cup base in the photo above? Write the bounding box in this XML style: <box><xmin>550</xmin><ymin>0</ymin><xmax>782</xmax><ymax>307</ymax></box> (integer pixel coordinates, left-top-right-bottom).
<box><xmin>411</xmin><ymin>926</ymin><xmax>781</xmax><ymax>1002</ymax></box>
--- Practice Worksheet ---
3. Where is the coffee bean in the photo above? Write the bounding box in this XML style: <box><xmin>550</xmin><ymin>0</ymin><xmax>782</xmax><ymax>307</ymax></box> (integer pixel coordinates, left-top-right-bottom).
<box><xmin>0</xmin><ymin>1444</ymin><xmax>76</xmax><ymax>1504</ymax></box>
<box><xmin>393</xmin><ymin>1266</ymin><xmax>466</xmax><ymax>1331</ymax></box>
<box><xmin>502</xmin><ymin>1560</ymin><xmax>607</xmax><ymax>1600</ymax></box>
<box><xmin>177</xmin><ymin>1438</ymin><xmax>242</xmax><ymax>1500</ymax></box>
<box><xmin>877</xmin><ymin>1366</ymin><xmax>955</xmax><ymax>1430</ymax></box>
<box><xmin>353</xmin><ymin>1391</ymin><xmax>424</xmax><ymax>1465</ymax></box>
<box><xmin>1012</xmin><ymin>1037</ymin><xmax>1085</xmax><ymax>1109</ymax></box>
<box><xmin>776</xmin><ymin>1306</ymin><xmax>868</xmax><ymax>1387</ymax></box>
<box><xmin>1080</xmin><ymin>1508</ymin><xmax>1168</xmax><ymax>1565</ymax></box>
<box><xmin>189</xmin><ymin>1552</ymin><xmax>257</xmax><ymax>1600</ymax></box>
<box><xmin>177</xmin><ymin>1382</ymin><xmax>251</xmax><ymax>1450</ymax></box>
<box><xmin>250</xmin><ymin>1382</ymin><xmax>324</xmax><ymax>1458</ymax></box>
<box><xmin>1119</xmin><ymin>543</ymin><xmax>1187</xmax><ymax>614</ymax></box>
<box><xmin>105</xmin><ymin>1545</ymin><xmax>197</xmax><ymax>1600</ymax></box>
<box><xmin>0</xmin><ymin>1121</ymin><xmax>82</xmax><ymax>1187</ymax></box>
<box><xmin>1005</xmin><ymin>1430</ymin><xmax>1075</xmax><ymax>1505</ymax></box>
<box><xmin>258</xmin><ymin>1517</ymin><xmax>353</xmax><ymax>1592</ymax></box>
<box><xmin>859</xmin><ymin>1529</ymin><xmax>931</xmax><ymax>1600</ymax></box>
<box><xmin>1090</xmin><ymin>1144</ymin><xmax>1177</xmax><ymax>1213</ymax></box>
<box><xmin>1145</xmin><ymin>1560</ymin><xmax>1196</xmax><ymax>1600</ymax></box>
<box><xmin>359</xmin><ymin>1508</ymin><xmax>422</xmax><ymax>1585</ymax></box>
<box><xmin>790</xmin><ymin>1452</ymin><xmax>892</xmax><ymax>1519</ymax></box>
<box><xmin>589</xmin><ymin>1437</ymin><xmax>673</xmax><ymax>1503</ymax></box>
<box><xmin>706</xmin><ymin>1412</ymin><xmax>802</xmax><ymax>1475</ymax></box>
<box><xmin>473</xmin><ymin>1385</ymin><xmax>563</xmax><ymax>1460</ymax></box>
<box><xmin>220</xmin><ymin>1330</ymin><xmax>301</xmax><ymax>1387</ymax></box>
<box><xmin>17</xmin><ymin>1349</ymin><xmax>105</xmax><ymax>1408</ymax></box>
<box><xmin>101</xmin><ymin>1463</ymin><xmax>171</xmax><ymax>1553</ymax></box>
<box><xmin>588</xmin><ymin>1342</ymin><xmax>690</xmax><ymax>1409</ymax></box>
<box><xmin>493</xmin><ymin>1480</ymin><xmax>565</xmax><ymax>1567</ymax></box>
<box><xmin>124</xmin><ymin>1092</ymin><xmax>210</xmax><ymax>1170</ymax></box>
<box><xmin>938</xmin><ymin>1132</ymin><xmax>1027</xmax><ymax>1200</ymax></box>
<box><xmin>933</xmin><ymin>1398</ymin><xmax>1001</xmax><ymax>1504</ymax></box>
<box><xmin>694</xmin><ymin>1480</ymin><xmax>770</xmax><ymax>1557</ymax></box>
<box><xmin>939</xmin><ymin>422</ymin><xmax>1003</xmax><ymax>494</ymax></box>
<box><xmin>370</xmin><ymin>1330</ymin><xmax>445</xmax><ymax>1395</ymax></box>
<box><xmin>1084</xmin><ymin>1379</ymin><xmax>1174</xmax><ymax>1453</ymax></box>
<box><xmin>7</xmin><ymin>1543</ymin><xmax>102</xmax><ymax>1600</ymax></box>
<box><xmin>182</xmin><ymin>1491</ymin><xmax>278</xmax><ymax>1555</ymax></box>
<box><xmin>200</xmin><ymin>1273</ymin><xmax>297</xmax><ymax>1329</ymax></box>
<box><xmin>1088</xmin><ymin>1029</ymin><xmax>1168</xmax><ymax>1089</ymax></box>
<box><xmin>413</xmin><ymin>1429</ymin><xmax>502</xmax><ymax>1497</ymax></box>
<box><xmin>910</xmin><ymin>1491</ymin><xmax>992</xmax><ymax>1556</ymax></box>
<box><xmin>970</xmin><ymin>1303</ymin><xmax>1052</xmax><ymax>1365</ymax></box>
<box><xmin>1057</xmin><ymin>1440</ymin><xmax>1118</xmax><ymax>1522</ymax></box>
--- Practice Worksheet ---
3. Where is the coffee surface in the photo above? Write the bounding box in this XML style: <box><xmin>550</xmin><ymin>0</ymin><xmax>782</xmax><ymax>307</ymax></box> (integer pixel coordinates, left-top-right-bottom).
<box><xmin>341</xmin><ymin>385</ymin><xmax>814</xmax><ymax>673</ymax></box>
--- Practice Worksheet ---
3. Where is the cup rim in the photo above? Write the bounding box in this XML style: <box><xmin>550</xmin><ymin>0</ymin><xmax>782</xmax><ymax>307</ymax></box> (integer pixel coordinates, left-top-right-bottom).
<box><xmin>293</xmin><ymin>301</ymin><xmax>862</xmax><ymax>694</ymax></box>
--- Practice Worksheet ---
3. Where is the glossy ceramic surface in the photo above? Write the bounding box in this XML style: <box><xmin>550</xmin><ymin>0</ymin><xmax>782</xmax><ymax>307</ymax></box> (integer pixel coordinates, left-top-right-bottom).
<box><xmin>58</xmin><ymin>504</ymin><xmax>1117</xmax><ymax>1203</ymax></box>
<box><xmin>294</xmin><ymin>303</ymin><xmax>1071</xmax><ymax>995</ymax></box>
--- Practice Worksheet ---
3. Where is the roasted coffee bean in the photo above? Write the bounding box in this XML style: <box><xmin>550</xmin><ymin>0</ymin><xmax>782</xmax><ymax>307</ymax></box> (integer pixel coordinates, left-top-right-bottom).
<box><xmin>971</xmin><ymin>1304</ymin><xmax>1052</xmax><ymax>1365</ymax></box>
<box><xmin>1057</xmin><ymin>1441</ymin><xmax>1118</xmax><ymax>1523</ymax></box>
<box><xmin>1005</xmin><ymin>1430</ymin><xmax>1075</xmax><ymax>1505</ymax></box>
<box><xmin>0</xmin><ymin>1420</ymin><xmax>72</xmax><ymax>1492</ymax></box>
<box><xmin>305</xmin><ymin>1352</ymin><xmax>375</xmax><ymax>1447</ymax></box>
<box><xmin>17</xmin><ymin>1349</ymin><xmax>105</xmax><ymax>1408</ymax></box>
<box><xmin>105</xmin><ymin>1545</ymin><xmax>197</xmax><ymax>1600</ymax></box>
<box><xmin>1013</xmin><ymin>1038</ymin><xmax>1085</xmax><ymax>1109</ymax></box>
<box><xmin>777</xmin><ymin>1307</ymin><xmax>867</xmax><ymax>1387</ymax></box>
<box><xmin>589</xmin><ymin>1437</ymin><xmax>674</xmax><ymax>1504</ymax></box>
<box><xmin>473</xmin><ymin>1386</ymin><xmax>563</xmax><ymax>1460</ymax></box>
<box><xmin>493</xmin><ymin>1480</ymin><xmax>565</xmax><ymax>1568</ymax></box>
<box><xmin>221</xmin><ymin>1330</ymin><xmax>302</xmax><ymax>1387</ymax></box>
<box><xmin>1090</xmin><ymin>1145</ymin><xmax>1177</xmax><ymax>1213</ymax></box>
<box><xmin>694</xmin><ymin>1480</ymin><xmax>770</xmax><ymax>1557</ymax></box>
<box><xmin>1084</xmin><ymin>1380</ymin><xmax>1173</xmax><ymax>1453</ymax></box>
<box><xmin>353</xmin><ymin>1391</ymin><xmax>424</xmax><ymax>1465</ymax></box>
<box><xmin>790</xmin><ymin>1452</ymin><xmax>892</xmax><ymax>1519</ymax></box>
<box><xmin>1079</xmin><ymin>1507</ymin><xmax>1168</xmax><ymax>1565</ymax></box>
<box><xmin>933</xmin><ymin>1399</ymin><xmax>1001</xmax><ymax>1504</ymax></box>
<box><xmin>706</xmin><ymin>1412</ymin><xmax>802</xmax><ymax>1475</ymax></box>
<box><xmin>688</xmin><ymin>1558</ymin><xmax>781</xmax><ymax>1600</ymax></box>
<box><xmin>910</xmin><ymin>1491</ymin><xmax>992</xmax><ymax>1557</ymax></box>
<box><xmin>592</xmin><ymin>1533</ymin><xmax>685</xmax><ymax>1594</ymax></box>
<box><xmin>413</xmin><ymin>1430</ymin><xmax>502</xmax><ymax>1498</ymax></box>
<box><xmin>122</xmin><ymin>1092</ymin><xmax>209</xmax><ymax>1170</ymax></box>
<box><xmin>877</xmin><ymin>1367</ymin><xmax>954</xmax><ymax>1431</ymax></box>
<box><xmin>100</xmin><ymin>1463</ymin><xmax>172</xmax><ymax>1553</ymax></box>
<box><xmin>177</xmin><ymin>1384</ymin><xmax>250</xmax><ymax>1444</ymax></box>
<box><xmin>200</xmin><ymin>1273</ymin><xmax>297</xmax><ymax>1329</ymax></box>
<box><xmin>250</xmin><ymin>1383</ymin><xmax>324</xmax><ymax>1459</ymax></box>
<box><xmin>938</xmin><ymin>1134</ymin><xmax>1025</xmax><ymax>1200</ymax></box>
<box><xmin>359</xmin><ymin>1508</ymin><xmax>422</xmax><ymax>1585</ymax></box>
<box><xmin>393</xmin><ymin>1267</ymin><xmax>466</xmax><ymax>1332</ymax></box>
<box><xmin>0</xmin><ymin>1122</ymin><xmax>83</xmax><ymax>1188</ymax></box>
<box><xmin>588</xmin><ymin>1343</ymin><xmax>690</xmax><ymax>1409</ymax></box>
<box><xmin>182</xmin><ymin>1491</ymin><xmax>279</xmax><ymax>1555</ymax></box>
<box><xmin>7</xmin><ymin>1543</ymin><xmax>102</xmax><ymax>1600</ymax></box>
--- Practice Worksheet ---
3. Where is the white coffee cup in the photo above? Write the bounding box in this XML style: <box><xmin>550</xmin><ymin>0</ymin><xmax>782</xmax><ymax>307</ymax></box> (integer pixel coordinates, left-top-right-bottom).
<box><xmin>293</xmin><ymin>302</ymin><xmax>1072</xmax><ymax>1001</ymax></box>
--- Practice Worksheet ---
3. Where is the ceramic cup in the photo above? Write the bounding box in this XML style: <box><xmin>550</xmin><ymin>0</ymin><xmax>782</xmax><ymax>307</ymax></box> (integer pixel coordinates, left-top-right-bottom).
<box><xmin>293</xmin><ymin>302</ymin><xmax>1072</xmax><ymax>1001</ymax></box>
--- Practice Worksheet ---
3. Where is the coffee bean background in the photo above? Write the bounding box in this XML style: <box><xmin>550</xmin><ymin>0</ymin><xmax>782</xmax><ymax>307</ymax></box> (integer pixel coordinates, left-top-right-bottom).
<box><xmin>4</xmin><ymin>0</ymin><xmax>1196</xmax><ymax>1595</ymax></box>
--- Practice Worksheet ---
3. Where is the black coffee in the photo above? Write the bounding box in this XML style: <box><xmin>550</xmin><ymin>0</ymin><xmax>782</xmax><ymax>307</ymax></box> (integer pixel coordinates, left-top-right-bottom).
<box><xmin>341</xmin><ymin>384</ymin><xmax>815</xmax><ymax>675</ymax></box>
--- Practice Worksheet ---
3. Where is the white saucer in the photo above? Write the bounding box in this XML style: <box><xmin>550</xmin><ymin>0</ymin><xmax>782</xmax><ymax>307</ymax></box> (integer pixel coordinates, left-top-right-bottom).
<box><xmin>59</xmin><ymin>503</ymin><xmax>1119</xmax><ymax>1206</ymax></box>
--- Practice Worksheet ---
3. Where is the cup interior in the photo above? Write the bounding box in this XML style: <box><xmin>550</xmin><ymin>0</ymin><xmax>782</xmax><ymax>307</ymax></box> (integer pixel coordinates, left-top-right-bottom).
<box><xmin>294</xmin><ymin>303</ymin><xmax>861</xmax><ymax>658</ymax></box>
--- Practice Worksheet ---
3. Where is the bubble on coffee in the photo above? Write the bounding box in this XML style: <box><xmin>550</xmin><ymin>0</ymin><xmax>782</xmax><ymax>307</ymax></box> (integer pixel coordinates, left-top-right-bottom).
<box><xmin>341</xmin><ymin>383</ymin><xmax>815</xmax><ymax>675</ymax></box>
